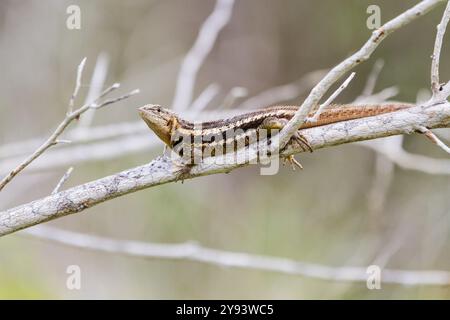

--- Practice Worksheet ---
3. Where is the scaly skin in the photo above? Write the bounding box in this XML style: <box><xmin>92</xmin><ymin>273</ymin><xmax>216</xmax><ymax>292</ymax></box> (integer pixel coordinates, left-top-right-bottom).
<box><xmin>138</xmin><ymin>103</ymin><xmax>412</xmax><ymax>169</ymax></box>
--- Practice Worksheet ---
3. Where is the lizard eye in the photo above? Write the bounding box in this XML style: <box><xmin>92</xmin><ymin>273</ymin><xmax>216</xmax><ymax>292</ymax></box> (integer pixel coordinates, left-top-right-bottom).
<box><xmin>156</xmin><ymin>106</ymin><xmax>161</xmax><ymax>112</ymax></box>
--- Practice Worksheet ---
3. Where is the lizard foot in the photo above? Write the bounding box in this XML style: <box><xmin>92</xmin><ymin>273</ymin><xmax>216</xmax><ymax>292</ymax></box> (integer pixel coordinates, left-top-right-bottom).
<box><xmin>292</xmin><ymin>132</ymin><xmax>313</xmax><ymax>153</ymax></box>
<box><xmin>172</xmin><ymin>159</ymin><xmax>194</xmax><ymax>183</ymax></box>
<box><xmin>282</xmin><ymin>155</ymin><xmax>303</xmax><ymax>170</ymax></box>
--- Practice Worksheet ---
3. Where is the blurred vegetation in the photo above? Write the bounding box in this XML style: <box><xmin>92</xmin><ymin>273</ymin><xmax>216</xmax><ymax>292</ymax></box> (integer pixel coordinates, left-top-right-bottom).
<box><xmin>0</xmin><ymin>0</ymin><xmax>449</xmax><ymax>299</ymax></box>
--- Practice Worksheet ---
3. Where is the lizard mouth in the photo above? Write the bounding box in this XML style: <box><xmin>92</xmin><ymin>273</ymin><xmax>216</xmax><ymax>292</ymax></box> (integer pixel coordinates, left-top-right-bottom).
<box><xmin>138</xmin><ymin>107</ymin><xmax>162</xmax><ymax>127</ymax></box>
<box><xmin>138</xmin><ymin>105</ymin><xmax>172</xmax><ymax>146</ymax></box>
<box><xmin>138</xmin><ymin>106</ymin><xmax>163</xmax><ymax>122</ymax></box>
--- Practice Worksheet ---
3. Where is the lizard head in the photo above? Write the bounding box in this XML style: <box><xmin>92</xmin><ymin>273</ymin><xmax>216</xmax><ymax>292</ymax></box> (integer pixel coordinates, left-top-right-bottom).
<box><xmin>138</xmin><ymin>104</ymin><xmax>176</xmax><ymax>146</ymax></box>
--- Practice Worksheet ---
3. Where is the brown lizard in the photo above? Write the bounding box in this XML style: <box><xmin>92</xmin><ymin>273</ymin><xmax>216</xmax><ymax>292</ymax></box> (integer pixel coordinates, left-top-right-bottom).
<box><xmin>138</xmin><ymin>103</ymin><xmax>412</xmax><ymax>170</ymax></box>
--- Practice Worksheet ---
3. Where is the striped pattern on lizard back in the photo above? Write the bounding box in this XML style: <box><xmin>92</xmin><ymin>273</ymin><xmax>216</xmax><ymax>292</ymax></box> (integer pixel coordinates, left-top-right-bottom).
<box><xmin>170</xmin><ymin>103</ymin><xmax>412</xmax><ymax>159</ymax></box>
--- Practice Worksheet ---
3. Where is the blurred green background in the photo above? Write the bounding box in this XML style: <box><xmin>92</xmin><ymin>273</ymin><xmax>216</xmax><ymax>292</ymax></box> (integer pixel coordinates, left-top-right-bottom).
<box><xmin>0</xmin><ymin>0</ymin><xmax>449</xmax><ymax>299</ymax></box>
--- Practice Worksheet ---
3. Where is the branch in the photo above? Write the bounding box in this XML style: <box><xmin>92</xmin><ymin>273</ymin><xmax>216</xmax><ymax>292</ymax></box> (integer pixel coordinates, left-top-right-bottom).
<box><xmin>307</xmin><ymin>72</ymin><xmax>356</xmax><ymax>122</ymax></box>
<box><xmin>76</xmin><ymin>52</ymin><xmax>110</xmax><ymax>131</ymax></box>
<box><xmin>171</xmin><ymin>0</ymin><xmax>235</xmax><ymax>111</ymax></box>
<box><xmin>431</xmin><ymin>0</ymin><xmax>450</xmax><ymax>95</ymax></box>
<box><xmin>190</xmin><ymin>83</ymin><xmax>221</xmax><ymax>111</ymax></box>
<box><xmin>51</xmin><ymin>167</ymin><xmax>74</xmax><ymax>195</ymax></box>
<box><xmin>419</xmin><ymin>126</ymin><xmax>450</xmax><ymax>153</ymax></box>
<box><xmin>68</xmin><ymin>57</ymin><xmax>86</xmax><ymax>113</ymax></box>
<box><xmin>2</xmin><ymin>102</ymin><xmax>450</xmax><ymax>237</ymax></box>
<box><xmin>0</xmin><ymin>110</ymin><xmax>253</xmax><ymax>175</ymax></box>
<box><xmin>362</xmin><ymin>59</ymin><xmax>385</xmax><ymax>96</ymax></box>
<box><xmin>0</xmin><ymin>128</ymin><xmax>156</xmax><ymax>175</ymax></box>
<box><xmin>359</xmin><ymin>135</ymin><xmax>450</xmax><ymax>175</ymax></box>
<box><xmin>277</xmin><ymin>0</ymin><xmax>443</xmax><ymax>151</ymax></box>
<box><xmin>220</xmin><ymin>87</ymin><xmax>249</xmax><ymax>109</ymax></box>
<box><xmin>237</xmin><ymin>69</ymin><xmax>328</xmax><ymax>109</ymax></box>
<box><xmin>0</xmin><ymin>57</ymin><xmax>86</xmax><ymax>192</ymax></box>
<box><xmin>0</xmin><ymin>58</ymin><xmax>139</xmax><ymax>192</ymax></box>
<box><xmin>367</xmin><ymin>151</ymin><xmax>395</xmax><ymax>216</ymax></box>
<box><xmin>0</xmin><ymin>70</ymin><xmax>341</xmax><ymax>166</ymax></box>
<box><xmin>355</xmin><ymin>86</ymin><xmax>399</xmax><ymax>104</ymax></box>
<box><xmin>354</xmin><ymin>59</ymin><xmax>400</xmax><ymax>104</ymax></box>
<box><xmin>20</xmin><ymin>225</ymin><xmax>450</xmax><ymax>286</ymax></box>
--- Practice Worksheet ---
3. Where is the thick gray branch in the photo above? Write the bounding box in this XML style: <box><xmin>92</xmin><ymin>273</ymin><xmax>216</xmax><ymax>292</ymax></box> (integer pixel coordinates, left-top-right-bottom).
<box><xmin>22</xmin><ymin>225</ymin><xmax>450</xmax><ymax>285</ymax></box>
<box><xmin>1</xmin><ymin>102</ymin><xmax>449</xmax><ymax>237</ymax></box>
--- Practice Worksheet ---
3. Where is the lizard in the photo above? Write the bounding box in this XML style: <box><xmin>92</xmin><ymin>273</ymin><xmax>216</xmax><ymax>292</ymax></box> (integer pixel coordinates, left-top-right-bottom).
<box><xmin>138</xmin><ymin>103</ymin><xmax>412</xmax><ymax>171</ymax></box>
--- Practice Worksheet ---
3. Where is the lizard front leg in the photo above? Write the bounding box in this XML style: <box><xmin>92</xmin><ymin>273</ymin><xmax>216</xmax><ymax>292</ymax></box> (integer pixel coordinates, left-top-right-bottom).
<box><xmin>169</xmin><ymin>123</ymin><xmax>199</xmax><ymax>183</ymax></box>
<box><xmin>258</xmin><ymin>117</ymin><xmax>312</xmax><ymax>170</ymax></box>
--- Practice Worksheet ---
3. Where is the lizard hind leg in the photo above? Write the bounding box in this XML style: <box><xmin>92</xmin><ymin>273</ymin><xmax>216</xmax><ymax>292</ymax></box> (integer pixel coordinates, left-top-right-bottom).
<box><xmin>293</xmin><ymin>131</ymin><xmax>313</xmax><ymax>153</ymax></box>
<box><xmin>282</xmin><ymin>155</ymin><xmax>303</xmax><ymax>170</ymax></box>
<box><xmin>259</xmin><ymin>117</ymin><xmax>307</xmax><ymax>171</ymax></box>
<box><xmin>259</xmin><ymin>117</ymin><xmax>313</xmax><ymax>153</ymax></box>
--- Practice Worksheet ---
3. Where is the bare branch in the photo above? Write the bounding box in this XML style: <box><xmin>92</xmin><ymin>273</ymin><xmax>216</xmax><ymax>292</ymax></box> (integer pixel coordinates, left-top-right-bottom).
<box><xmin>359</xmin><ymin>135</ymin><xmax>450</xmax><ymax>175</ymax></box>
<box><xmin>172</xmin><ymin>0</ymin><xmax>235</xmax><ymax>111</ymax></box>
<box><xmin>308</xmin><ymin>72</ymin><xmax>355</xmax><ymax>122</ymax></box>
<box><xmin>190</xmin><ymin>83</ymin><xmax>221</xmax><ymax>111</ymax></box>
<box><xmin>367</xmin><ymin>151</ymin><xmax>395</xmax><ymax>216</ymax></box>
<box><xmin>0</xmin><ymin>135</ymin><xmax>157</xmax><ymax>175</ymax></box>
<box><xmin>277</xmin><ymin>0</ymin><xmax>443</xmax><ymax>151</ymax></box>
<box><xmin>77</xmin><ymin>53</ymin><xmax>110</xmax><ymax>129</ymax></box>
<box><xmin>362</xmin><ymin>59</ymin><xmax>385</xmax><ymax>96</ymax></box>
<box><xmin>419</xmin><ymin>126</ymin><xmax>450</xmax><ymax>153</ymax></box>
<box><xmin>51</xmin><ymin>167</ymin><xmax>74</xmax><ymax>195</ymax></box>
<box><xmin>220</xmin><ymin>86</ymin><xmax>248</xmax><ymax>109</ymax></box>
<box><xmin>0</xmin><ymin>58</ymin><xmax>139</xmax><ymax>192</ymax></box>
<box><xmin>431</xmin><ymin>1</ymin><xmax>450</xmax><ymax>95</ymax></box>
<box><xmin>355</xmin><ymin>86</ymin><xmax>399</xmax><ymax>104</ymax></box>
<box><xmin>68</xmin><ymin>57</ymin><xmax>87</xmax><ymax>113</ymax></box>
<box><xmin>54</xmin><ymin>139</ymin><xmax>71</xmax><ymax>145</ymax></box>
<box><xmin>0</xmin><ymin>69</ymin><xmax>328</xmax><ymax>162</ymax></box>
<box><xmin>237</xmin><ymin>69</ymin><xmax>328</xmax><ymax>109</ymax></box>
<box><xmin>96</xmin><ymin>82</ymin><xmax>121</xmax><ymax>102</ymax></box>
<box><xmin>1</xmin><ymin>102</ymin><xmax>450</xmax><ymax>237</ymax></box>
<box><xmin>21</xmin><ymin>225</ymin><xmax>450</xmax><ymax>286</ymax></box>
<box><xmin>91</xmin><ymin>88</ymin><xmax>140</xmax><ymax>109</ymax></box>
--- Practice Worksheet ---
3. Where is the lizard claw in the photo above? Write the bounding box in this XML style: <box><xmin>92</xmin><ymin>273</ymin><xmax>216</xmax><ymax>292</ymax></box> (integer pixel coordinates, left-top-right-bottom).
<box><xmin>172</xmin><ymin>159</ymin><xmax>194</xmax><ymax>183</ymax></box>
<box><xmin>282</xmin><ymin>155</ymin><xmax>303</xmax><ymax>170</ymax></box>
<box><xmin>292</xmin><ymin>132</ymin><xmax>313</xmax><ymax>153</ymax></box>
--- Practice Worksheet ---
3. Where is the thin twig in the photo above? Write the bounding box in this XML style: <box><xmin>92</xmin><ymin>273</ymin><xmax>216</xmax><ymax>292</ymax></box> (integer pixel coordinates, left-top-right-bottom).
<box><xmin>0</xmin><ymin>135</ymin><xmax>157</xmax><ymax>175</ymax></box>
<box><xmin>308</xmin><ymin>72</ymin><xmax>355</xmax><ymax>122</ymax></box>
<box><xmin>237</xmin><ymin>70</ymin><xmax>328</xmax><ymax>109</ymax></box>
<box><xmin>220</xmin><ymin>86</ymin><xmax>248</xmax><ymax>109</ymax></box>
<box><xmin>354</xmin><ymin>60</ymin><xmax>399</xmax><ymax>104</ymax></box>
<box><xmin>51</xmin><ymin>167</ymin><xmax>74</xmax><ymax>195</ymax></box>
<box><xmin>68</xmin><ymin>57</ymin><xmax>87</xmax><ymax>114</ymax></box>
<box><xmin>277</xmin><ymin>0</ymin><xmax>443</xmax><ymax>151</ymax></box>
<box><xmin>190</xmin><ymin>83</ymin><xmax>221</xmax><ymax>111</ymax></box>
<box><xmin>362</xmin><ymin>59</ymin><xmax>385</xmax><ymax>96</ymax></box>
<box><xmin>77</xmin><ymin>52</ymin><xmax>110</xmax><ymax>129</ymax></box>
<box><xmin>172</xmin><ymin>0</ymin><xmax>235</xmax><ymax>111</ymax></box>
<box><xmin>367</xmin><ymin>147</ymin><xmax>396</xmax><ymax>217</ymax></box>
<box><xmin>21</xmin><ymin>225</ymin><xmax>450</xmax><ymax>286</ymax></box>
<box><xmin>92</xmin><ymin>89</ymin><xmax>140</xmax><ymax>109</ymax></box>
<box><xmin>431</xmin><ymin>1</ymin><xmax>450</xmax><ymax>95</ymax></box>
<box><xmin>0</xmin><ymin>58</ymin><xmax>139</xmax><ymax>192</ymax></box>
<box><xmin>96</xmin><ymin>83</ymin><xmax>121</xmax><ymax>102</ymax></box>
<box><xmin>358</xmin><ymin>135</ymin><xmax>450</xmax><ymax>175</ymax></box>
<box><xmin>0</xmin><ymin>57</ymin><xmax>86</xmax><ymax>192</ymax></box>
<box><xmin>54</xmin><ymin>139</ymin><xmax>72</xmax><ymax>145</ymax></box>
<box><xmin>0</xmin><ymin>0</ymin><xmax>448</xmax><ymax>234</ymax></box>
<box><xmin>419</xmin><ymin>126</ymin><xmax>450</xmax><ymax>153</ymax></box>
<box><xmin>355</xmin><ymin>86</ymin><xmax>399</xmax><ymax>104</ymax></box>
<box><xmin>0</xmin><ymin>70</ymin><xmax>328</xmax><ymax>162</ymax></box>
